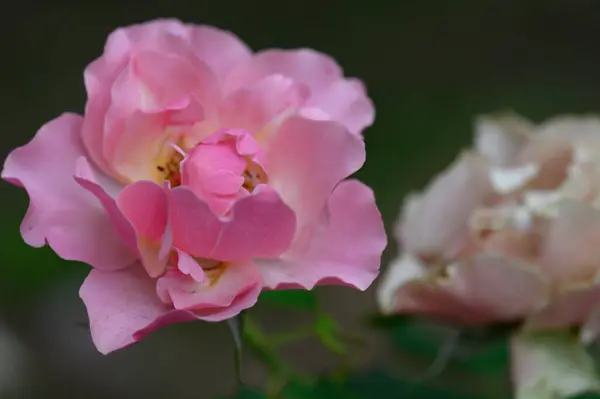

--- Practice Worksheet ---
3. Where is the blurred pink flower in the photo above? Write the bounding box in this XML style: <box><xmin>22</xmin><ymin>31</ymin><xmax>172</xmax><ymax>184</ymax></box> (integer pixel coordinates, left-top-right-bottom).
<box><xmin>2</xmin><ymin>19</ymin><xmax>386</xmax><ymax>354</ymax></box>
<box><xmin>378</xmin><ymin>113</ymin><xmax>600</xmax><ymax>336</ymax></box>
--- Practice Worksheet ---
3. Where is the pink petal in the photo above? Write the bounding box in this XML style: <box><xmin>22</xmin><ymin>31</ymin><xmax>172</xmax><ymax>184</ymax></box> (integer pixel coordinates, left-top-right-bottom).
<box><xmin>224</xmin><ymin>49</ymin><xmax>342</xmax><ymax>96</ymax></box>
<box><xmin>2</xmin><ymin>113</ymin><xmax>135</xmax><ymax>270</ymax></box>
<box><xmin>74</xmin><ymin>161</ymin><xmax>171</xmax><ymax>277</ymax></box>
<box><xmin>157</xmin><ymin>260</ymin><xmax>262</xmax><ymax>321</ymax></box>
<box><xmin>81</xmin><ymin>87</ymin><xmax>120</xmax><ymax>178</ymax></box>
<box><xmin>377</xmin><ymin>254</ymin><xmax>428</xmax><ymax>314</ymax></box>
<box><xmin>223</xmin><ymin>49</ymin><xmax>372</xmax><ymax>134</ymax></box>
<box><xmin>219</xmin><ymin>75</ymin><xmax>309</xmax><ymax>134</ymax></box>
<box><xmin>100</xmin><ymin>19</ymin><xmax>192</xmax><ymax>70</ymax></box>
<box><xmin>112</xmin><ymin>51</ymin><xmax>211</xmax><ymax>115</ymax></box>
<box><xmin>169</xmin><ymin>186</ymin><xmax>296</xmax><ymax>261</ymax></box>
<box><xmin>526</xmin><ymin>284</ymin><xmax>600</xmax><ymax>330</ymax></box>
<box><xmin>541</xmin><ymin>202</ymin><xmax>600</xmax><ymax>285</ymax></box>
<box><xmin>266</xmin><ymin>116</ymin><xmax>365</xmax><ymax>253</ymax></box>
<box><xmin>303</xmin><ymin>78</ymin><xmax>375</xmax><ymax>135</ymax></box>
<box><xmin>399</xmin><ymin>151</ymin><xmax>492</xmax><ymax>260</ymax></box>
<box><xmin>258</xmin><ymin>180</ymin><xmax>386</xmax><ymax>290</ymax></box>
<box><xmin>82</xmin><ymin>20</ymin><xmax>188</xmax><ymax>176</ymax></box>
<box><xmin>473</xmin><ymin>113</ymin><xmax>532</xmax><ymax>167</ymax></box>
<box><xmin>82</xmin><ymin>19</ymin><xmax>222</xmax><ymax>183</ymax></box>
<box><xmin>176</xmin><ymin>249</ymin><xmax>205</xmax><ymax>283</ymax></box>
<box><xmin>117</xmin><ymin>181</ymin><xmax>168</xmax><ymax>242</ymax></box>
<box><xmin>391</xmin><ymin>255</ymin><xmax>548</xmax><ymax>325</ymax></box>
<box><xmin>80</xmin><ymin>266</ymin><xmax>196</xmax><ymax>354</ymax></box>
<box><xmin>117</xmin><ymin>181</ymin><xmax>172</xmax><ymax>277</ymax></box>
<box><xmin>73</xmin><ymin>159</ymin><xmax>137</xmax><ymax>249</ymax></box>
<box><xmin>184</xmin><ymin>24</ymin><xmax>252</xmax><ymax>83</ymax></box>
<box><xmin>102</xmin><ymin>111</ymin><xmax>167</xmax><ymax>182</ymax></box>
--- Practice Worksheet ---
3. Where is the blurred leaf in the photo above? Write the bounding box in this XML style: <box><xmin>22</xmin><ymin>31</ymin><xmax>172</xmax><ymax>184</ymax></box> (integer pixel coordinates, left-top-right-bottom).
<box><xmin>387</xmin><ymin>319</ymin><xmax>510</xmax><ymax>374</ymax></box>
<box><xmin>569</xmin><ymin>393</ymin><xmax>600</xmax><ymax>399</ymax></box>
<box><xmin>282</xmin><ymin>378</ymin><xmax>360</xmax><ymax>399</ymax></box>
<box><xmin>314</xmin><ymin>313</ymin><xmax>346</xmax><ymax>355</ymax></box>
<box><xmin>221</xmin><ymin>387</ymin><xmax>265</xmax><ymax>399</ymax></box>
<box><xmin>347</xmin><ymin>370</ymin><xmax>479</xmax><ymax>399</ymax></box>
<box><xmin>259</xmin><ymin>290</ymin><xmax>317</xmax><ymax>310</ymax></box>
<box><xmin>367</xmin><ymin>313</ymin><xmax>414</xmax><ymax>329</ymax></box>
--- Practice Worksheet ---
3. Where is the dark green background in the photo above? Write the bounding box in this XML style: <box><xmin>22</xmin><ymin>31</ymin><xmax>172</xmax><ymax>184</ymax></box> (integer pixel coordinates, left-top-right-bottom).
<box><xmin>2</xmin><ymin>1</ymin><xmax>600</xmax><ymax>398</ymax></box>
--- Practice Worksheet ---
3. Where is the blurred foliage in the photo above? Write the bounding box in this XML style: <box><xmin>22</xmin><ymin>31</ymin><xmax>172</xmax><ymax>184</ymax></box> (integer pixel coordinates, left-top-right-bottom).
<box><xmin>226</xmin><ymin>370</ymin><xmax>482</xmax><ymax>399</ymax></box>
<box><xmin>259</xmin><ymin>290</ymin><xmax>318</xmax><ymax>310</ymax></box>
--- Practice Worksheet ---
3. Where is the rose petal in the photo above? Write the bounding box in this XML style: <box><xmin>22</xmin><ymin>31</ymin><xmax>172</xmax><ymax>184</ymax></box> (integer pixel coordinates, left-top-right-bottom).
<box><xmin>537</xmin><ymin>116</ymin><xmax>600</xmax><ymax>140</ymax></box>
<box><xmin>117</xmin><ymin>181</ymin><xmax>168</xmax><ymax>242</ymax></box>
<box><xmin>176</xmin><ymin>249</ymin><xmax>205</xmax><ymax>283</ymax></box>
<box><xmin>219</xmin><ymin>75</ymin><xmax>309</xmax><ymax>135</ymax></box>
<box><xmin>184</xmin><ymin>24</ymin><xmax>252</xmax><ymax>83</ymax></box>
<box><xmin>83</xmin><ymin>19</ymin><xmax>222</xmax><ymax>183</ymax></box>
<box><xmin>74</xmin><ymin>162</ymin><xmax>173</xmax><ymax>277</ymax></box>
<box><xmin>82</xmin><ymin>19</ymin><xmax>192</xmax><ymax>176</ymax></box>
<box><xmin>390</xmin><ymin>255</ymin><xmax>548</xmax><ymax>325</ymax></box>
<box><xmin>169</xmin><ymin>186</ymin><xmax>296</xmax><ymax>261</ymax></box>
<box><xmin>79</xmin><ymin>266</ymin><xmax>197</xmax><ymax>354</ymax></box>
<box><xmin>258</xmin><ymin>180</ymin><xmax>386</xmax><ymax>290</ymax></box>
<box><xmin>376</xmin><ymin>254</ymin><xmax>428</xmax><ymax>314</ymax></box>
<box><xmin>399</xmin><ymin>151</ymin><xmax>492</xmax><ymax>260</ymax></box>
<box><xmin>303</xmin><ymin>78</ymin><xmax>374</xmax><ymax>135</ymax></box>
<box><xmin>266</xmin><ymin>116</ymin><xmax>365</xmax><ymax>253</ymax></box>
<box><xmin>157</xmin><ymin>260</ymin><xmax>261</xmax><ymax>321</ymax></box>
<box><xmin>117</xmin><ymin>181</ymin><xmax>172</xmax><ymax>277</ymax></box>
<box><xmin>224</xmin><ymin>49</ymin><xmax>372</xmax><ymax>134</ymax></box>
<box><xmin>111</xmin><ymin>51</ymin><xmax>210</xmax><ymax>115</ymax></box>
<box><xmin>541</xmin><ymin>202</ymin><xmax>600</xmax><ymax>285</ymax></box>
<box><xmin>473</xmin><ymin>113</ymin><xmax>533</xmax><ymax>167</ymax></box>
<box><xmin>224</xmin><ymin>49</ymin><xmax>342</xmax><ymax>96</ymax></box>
<box><xmin>2</xmin><ymin>113</ymin><xmax>135</xmax><ymax>270</ymax></box>
<box><xmin>526</xmin><ymin>284</ymin><xmax>600</xmax><ymax>330</ymax></box>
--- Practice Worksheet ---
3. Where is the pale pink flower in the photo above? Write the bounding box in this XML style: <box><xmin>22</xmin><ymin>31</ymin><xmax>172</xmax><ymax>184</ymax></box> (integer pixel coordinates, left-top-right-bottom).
<box><xmin>378</xmin><ymin>113</ymin><xmax>600</xmax><ymax>397</ymax></box>
<box><xmin>378</xmin><ymin>112</ymin><xmax>600</xmax><ymax>334</ymax></box>
<box><xmin>3</xmin><ymin>19</ymin><xmax>386</xmax><ymax>354</ymax></box>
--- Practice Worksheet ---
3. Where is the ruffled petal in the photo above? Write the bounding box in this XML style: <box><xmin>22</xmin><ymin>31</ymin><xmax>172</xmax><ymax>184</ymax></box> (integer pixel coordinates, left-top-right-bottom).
<box><xmin>2</xmin><ymin>113</ymin><xmax>135</xmax><ymax>270</ymax></box>
<box><xmin>388</xmin><ymin>255</ymin><xmax>548</xmax><ymax>325</ymax></box>
<box><xmin>157</xmin><ymin>260</ymin><xmax>261</xmax><ymax>321</ymax></box>
<box><xmin>79</xmin><ymin>266</ymin><xmax>196</xmax><ymax>354</ymax></box>
<box><xmin>266</xmin><ymin>116</ymin><xmax>365</xmax><ymax>253</ymax></box>
<box><xmin>169</xmin><ymin>186</ymin><xmax>296</xmax><ymax>261</ymax></box>
<box><xmin>258</xmin><ymin>180</ymin><xmax>386</xmax><ymax>290</ymax></box>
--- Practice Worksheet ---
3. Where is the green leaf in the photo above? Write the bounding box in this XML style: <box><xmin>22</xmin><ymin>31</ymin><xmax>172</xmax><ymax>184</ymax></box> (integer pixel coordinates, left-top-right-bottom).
<box><xmin>314</xmin><ymin>314</ymin><xmax>346</xmax><ymax>355</ymax></box>
<box><xmin>258</xmin><ymin>290</ymin><xmax>317</xmax><ymax>310</ymax></box>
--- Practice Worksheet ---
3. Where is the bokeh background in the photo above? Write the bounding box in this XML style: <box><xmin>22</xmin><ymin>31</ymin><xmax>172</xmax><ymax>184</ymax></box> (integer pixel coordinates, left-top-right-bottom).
<box><xmin>2</xmin><ymin>1</ymin><xmax>600</xmax><ymax>398</ymax></box>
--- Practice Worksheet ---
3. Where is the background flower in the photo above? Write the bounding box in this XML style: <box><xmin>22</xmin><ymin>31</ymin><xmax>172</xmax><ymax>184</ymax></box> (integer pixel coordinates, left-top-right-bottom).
<box><xmin>378</xmin><ymin>113</ymin><xmax>600</xmax><ymax>398</ymax></box>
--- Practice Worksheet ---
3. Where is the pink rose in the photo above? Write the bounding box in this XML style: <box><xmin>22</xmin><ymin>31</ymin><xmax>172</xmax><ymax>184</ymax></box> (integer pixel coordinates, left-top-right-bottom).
<box><xmin>377</xmin><ymin>113</ymin><xmax>600</xmax><ymax>336</ymax></box>
<box><xmin>3</xmin><ymin>19</ymin><xmax>386</xmax><ymax>354</ymax></box>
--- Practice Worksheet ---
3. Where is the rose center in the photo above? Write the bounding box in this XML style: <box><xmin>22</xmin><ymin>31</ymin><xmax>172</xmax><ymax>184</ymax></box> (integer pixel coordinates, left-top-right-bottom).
<box><xmin>157</xmin><ymin>151</ymin><xmax>184</xmax><ymax>188</ymax></box>
<box><xmin>242</xmin><ymin>161</ymin><xmax>267</xmax><ymax>192</ymax></box>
